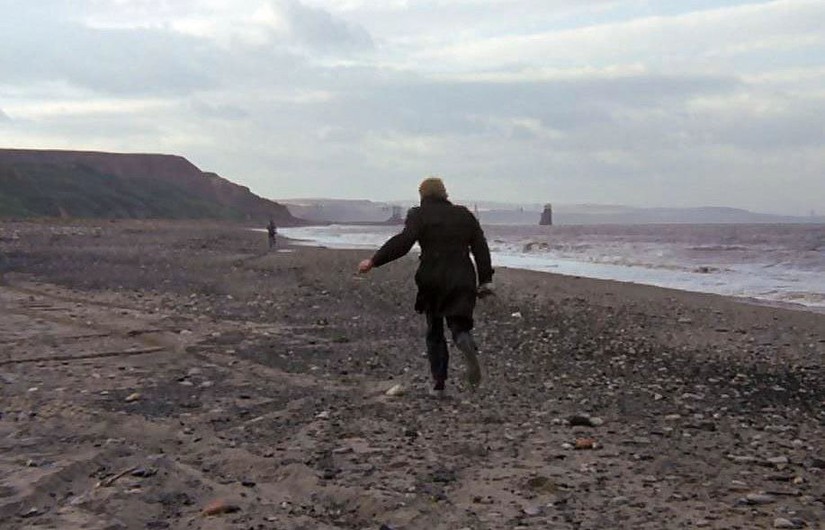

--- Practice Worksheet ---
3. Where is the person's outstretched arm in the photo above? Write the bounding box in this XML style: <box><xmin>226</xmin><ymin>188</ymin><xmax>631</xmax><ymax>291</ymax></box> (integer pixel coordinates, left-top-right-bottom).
<box><xmin>470</xmin><ymin>215</ymin><xmax>493</xmax><ymax>286</ymax></box>
<box><xmin>359</xmin><ymin>208</ymin><xmax>421</xmax><ymax>273</ymax></box>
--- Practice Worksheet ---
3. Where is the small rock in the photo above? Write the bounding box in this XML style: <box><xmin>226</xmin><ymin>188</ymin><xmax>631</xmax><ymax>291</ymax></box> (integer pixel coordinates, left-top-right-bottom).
<box><xmin>567</xmin><ymin>415</ymin><xmax>603</xmax><ymax>427</ymax></box>
<box><xmin>316</xmin><ymin>411</ymin><xmax>330</xmax><ymax>419</ymax></box>
<box><xmin>124</xmin><ymin>393</ymin><xmax>141</xmax><ymax>403</ymax></box>
<box><xmin>773</xmin><ymin>517</ymin><xmax>804</xmax><ymax>529</ymax></box>
<box><xmin>767</xmin><ymin>456</ymin><xmax>789</xmax><ymax>466</ymax></box>
<box><xmin>131</xmin><ymin>467</ymin><xmax>156</xmax><ymax>478</ymax></box>
<box><xmin>385</xmin><ymin>384</ymin><xmax>405</xmax><ymax>397</ymax></box>
<box><xmin>511</xmin><ymin>311</ymin><xmax>522</xmax><ymax>318</ymax></box>
<box><xmin>574</xmin><ymin>438</ymin><xmax>596</xmax><ymax>450</ymax></box>
<box><xmin>729</xmin><ymin>480</ymin><xmax>749</xmax><ymax>491</ymax></box>
<box><xmin>740</xmin><ymin>493</ymin><xmax>776</xmax><ymax>505</ymax></box>
<box><xmin>523</xmin><ymin>504</ymin><xmax>542</xmax><ymax>516</ymax></box>
<box><xmin>240</xmin><ymin>480</ymin><xmax>256</xmax><ymax>488</ymax></box>
<box><xmin>202</xmin><ymin>499</ymin><xmax>240</xmax><ymax>516</ymax></box>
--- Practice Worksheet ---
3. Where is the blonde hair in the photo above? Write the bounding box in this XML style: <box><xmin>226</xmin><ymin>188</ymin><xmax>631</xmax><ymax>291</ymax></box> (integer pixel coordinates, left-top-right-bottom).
<box><xmin>418</xmin><ymin>176</ymin><xmax>448</xmax><ymax>199</ymax></box>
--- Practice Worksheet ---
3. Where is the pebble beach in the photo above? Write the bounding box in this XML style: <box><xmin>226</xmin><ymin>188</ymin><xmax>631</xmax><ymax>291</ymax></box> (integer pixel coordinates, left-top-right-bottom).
<box><xmin>1</xmin><ymin>220</ymin><xmax>824</xmax><ymax>529</ymax></box>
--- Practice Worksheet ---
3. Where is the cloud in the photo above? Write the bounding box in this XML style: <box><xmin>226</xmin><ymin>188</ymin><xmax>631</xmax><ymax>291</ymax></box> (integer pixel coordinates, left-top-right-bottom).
<box><xmin>1</xmin><ymin>0</ymin><xmax>824</xmax><ymax>214</ymax></box>
<box><xmin>0</xmin><ymin>109</ymin><xmax>9</xmax><ymax>122</ymax></box>
<box><xmin>82</xmin><ymin>0</ymin><xmax>374</xmax><ymax>53</ymax></box>
<box><xmin>0</xmin><ymin>0</ymin><xmax>373</xmax><ymax>96</ymax></box>
<box><xmin>409</xmin><ymin>0</ymin><xmax>825</xmax><ymax>73</ymax></box>
<box><xmin>280</xmin><ymin>0</ymin><xmax>374</xmax><ymax>51</ymax></box>
<box><xmin>0</xmin><ymin>18</ymin><xmax>218</xmax><ymax>95</ymax></box>
<box><xmin>190</xmin><ymin>100</ymin><xmax>250</xmax><ymax>120</ymax></box>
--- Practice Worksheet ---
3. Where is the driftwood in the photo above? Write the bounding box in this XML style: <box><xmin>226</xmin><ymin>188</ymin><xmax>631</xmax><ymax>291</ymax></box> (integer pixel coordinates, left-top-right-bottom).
<box><xmin>96</xmin><ymin>466</ymin><xmax>139</xmax><ymax>488</ymax></box>
<box><xmin>0</xmin><ymin>346</ymin><xmax>164</xmax><ymax>366</ymax></box>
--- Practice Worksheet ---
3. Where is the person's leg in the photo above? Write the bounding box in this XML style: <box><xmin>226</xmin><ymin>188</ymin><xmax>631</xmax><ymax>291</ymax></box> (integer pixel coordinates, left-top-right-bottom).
<box><xmin>425</xmin><ymin>313</ymin><xmax>449</xmax><ymax>390</ymax></box>
<box><xmin>447</xmin><ymin>316</ymin><xmax>481</xmax><ymax>389</ymax></box>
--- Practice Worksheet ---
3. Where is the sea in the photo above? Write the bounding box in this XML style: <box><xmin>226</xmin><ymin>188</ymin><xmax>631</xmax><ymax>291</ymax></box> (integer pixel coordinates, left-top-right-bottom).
<box><xmin>278</xmin><ymin>223</ymin><xmax>825</xmax><ymax>313</ymax></box>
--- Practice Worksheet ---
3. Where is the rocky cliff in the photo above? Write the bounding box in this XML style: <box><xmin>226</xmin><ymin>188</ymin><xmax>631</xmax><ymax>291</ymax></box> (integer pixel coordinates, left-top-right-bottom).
<box><xmin>0</xmin><ymin>149</ymin><xmax>300</xmax><ymax>224</ymax></box>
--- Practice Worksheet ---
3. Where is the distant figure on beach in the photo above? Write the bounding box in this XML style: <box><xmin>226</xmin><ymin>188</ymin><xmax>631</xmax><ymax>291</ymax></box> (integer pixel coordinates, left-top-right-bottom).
<box><xmin>266</xmin><ymin>219</ymin><xmax>277</xmax><ymax>249</ymax></box>
<box><xmin>358</xmin><ymin>177</ymin><xmax>494</xmax><ymax>396</ymax></box>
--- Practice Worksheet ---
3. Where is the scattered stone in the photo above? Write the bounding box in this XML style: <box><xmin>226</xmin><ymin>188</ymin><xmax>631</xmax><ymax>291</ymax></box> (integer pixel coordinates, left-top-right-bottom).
<box><xmin>696</xmin><ymin>421</ymin><xmax>717</xmax><ymax>432</ymax></box>
<box><xmin>125</xmin><ymin>392</ymin><xmax>141</xmax><ymax>403</ymax></box>
<box><xmin>131</xmin><ymin>467</ymin><xmax>157</xmax><ymax>478</ymax></box>
<box><xmin>316</xmin><ymin>410</ymin><xmax>330</xmax><ymax>419</ymax></box>
<box><xmin>808</xmin><ymin>458</ymin><xmax>825</xmax><ymax>469</ymax></box>
<box><xmin>574</xmin><ymin>438</ymin><xmax>596</xmax><ymax>450</ymax></box>
<box><xmin>385</xmin><ymin>384</ymin><xmax>405</xmax><ymax>397</ymax></box>
<box><xmin>773</xmin><ymin>517</ymin><xmax>805</xmax><ymax>529</ymax></box>
<box><xmin>525</xmin><ymin>476</ymin><xmax>557</xmax><ymax>494</ymax></box>
<box><xmin>739</xmin><ymin>493</ymin><xmax>776</xmax><ymax>505</ymax></box>
<box><xmin>202</xmin><ymin>499</ymin><xmax>240</xmax><ymax>516</ymax></box>
<box><xmin>430</xmin><ymin>469</ymin><xmax>457</xmax><ymax>484</ymax></box>
<box><xmin>523</xmin><ymin>504</ymin><xmax>542</xmax><ymax>516</ymax></box>
<box><xmin>567</xmin><ymin>415</ymin><xmax>603</xmax><ymax>427</ymax></box>
<box><xmin>728</xmin><ymin>455</ymin><xmax>758</xmax><ymax>464</ymax></box>
<box><xmin>766</xmin><ymin>456</ymin><xmax>790</xmax><ymax>466</ymax></box>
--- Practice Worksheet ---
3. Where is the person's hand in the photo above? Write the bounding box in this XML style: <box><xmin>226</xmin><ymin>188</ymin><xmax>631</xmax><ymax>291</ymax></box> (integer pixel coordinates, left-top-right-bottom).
<box><xmin>358</xmin><ymin>258</ymin><xmax>374</xmax><ymax>274</ymax></box>
<box><xmin>477</xmin><ymin>282</ymin><xmax>495</xmax><ymax>299</ymax></box>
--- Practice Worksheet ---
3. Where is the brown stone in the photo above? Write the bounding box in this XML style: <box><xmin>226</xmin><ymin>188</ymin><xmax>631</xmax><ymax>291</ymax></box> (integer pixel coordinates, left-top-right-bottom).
<box><xmin>202</xmin><ymin>499</ymin><xmax>240</xmax><ymax>516</ymax></box>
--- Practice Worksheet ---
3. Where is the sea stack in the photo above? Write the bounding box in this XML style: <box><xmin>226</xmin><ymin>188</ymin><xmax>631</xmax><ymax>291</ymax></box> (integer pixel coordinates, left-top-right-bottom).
<box><xmin>539</xmin><ymin>203</ymin><xmax>553</xmax><ymax>225</ymax></box>
<box><xmin>387</xmin><ymin>205</ymin><xmax>405</xmax><ymax>224</ymax></box>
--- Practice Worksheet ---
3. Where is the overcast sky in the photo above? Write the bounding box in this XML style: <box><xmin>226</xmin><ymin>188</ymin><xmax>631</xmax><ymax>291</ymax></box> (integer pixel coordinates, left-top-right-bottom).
<box><xmin>1</xmin><ymin>0</ymin><xmax>823</xmax><ymax>214</ymax></box>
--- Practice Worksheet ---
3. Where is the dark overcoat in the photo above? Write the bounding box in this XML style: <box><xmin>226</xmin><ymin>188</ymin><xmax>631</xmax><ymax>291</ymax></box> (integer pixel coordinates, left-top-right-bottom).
<box><xmin>371</xmin><ymin>197</ymin><xmax>493</xmax><ymax>319</ymax></box>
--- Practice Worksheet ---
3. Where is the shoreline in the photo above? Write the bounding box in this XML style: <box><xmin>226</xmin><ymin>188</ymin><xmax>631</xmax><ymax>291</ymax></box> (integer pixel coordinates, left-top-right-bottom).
<box><xmin>276</xmin><ymin>230</ymin><xmax>825</xmax><ymax>317</ymax></box>
<box><xmin>1</xmin><ymin>219</ymin><xmax>824</xmax><ymax>529</ymax></box>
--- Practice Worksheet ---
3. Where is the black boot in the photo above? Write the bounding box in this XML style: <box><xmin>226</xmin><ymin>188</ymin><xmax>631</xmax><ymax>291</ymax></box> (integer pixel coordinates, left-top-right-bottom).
<box><xmin>454</xmin><ymin>332</ymin><xmax>481</xmax><ymax>389</ymax></box>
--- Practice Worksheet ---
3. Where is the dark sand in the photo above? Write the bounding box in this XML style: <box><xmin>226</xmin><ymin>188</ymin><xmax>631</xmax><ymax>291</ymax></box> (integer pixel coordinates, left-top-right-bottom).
<box><xmin>0</xmin><ymin>220</ymin><xmax>823</xmax><ymax>529</ymax></box>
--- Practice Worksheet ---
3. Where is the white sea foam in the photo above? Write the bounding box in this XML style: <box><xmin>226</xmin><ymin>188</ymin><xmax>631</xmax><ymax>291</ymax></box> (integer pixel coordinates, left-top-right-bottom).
<box><xmin>278</xmin><ymin>224</ymin><xmax>825</xmax><ymax>310</ymax></box>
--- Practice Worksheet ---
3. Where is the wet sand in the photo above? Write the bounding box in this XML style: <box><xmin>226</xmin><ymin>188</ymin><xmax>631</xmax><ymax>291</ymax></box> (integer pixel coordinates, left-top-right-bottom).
<box><xmin>1</xmin><ymin>220</ymin><xmax>824</xmax><ymax>529</ymax></box>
